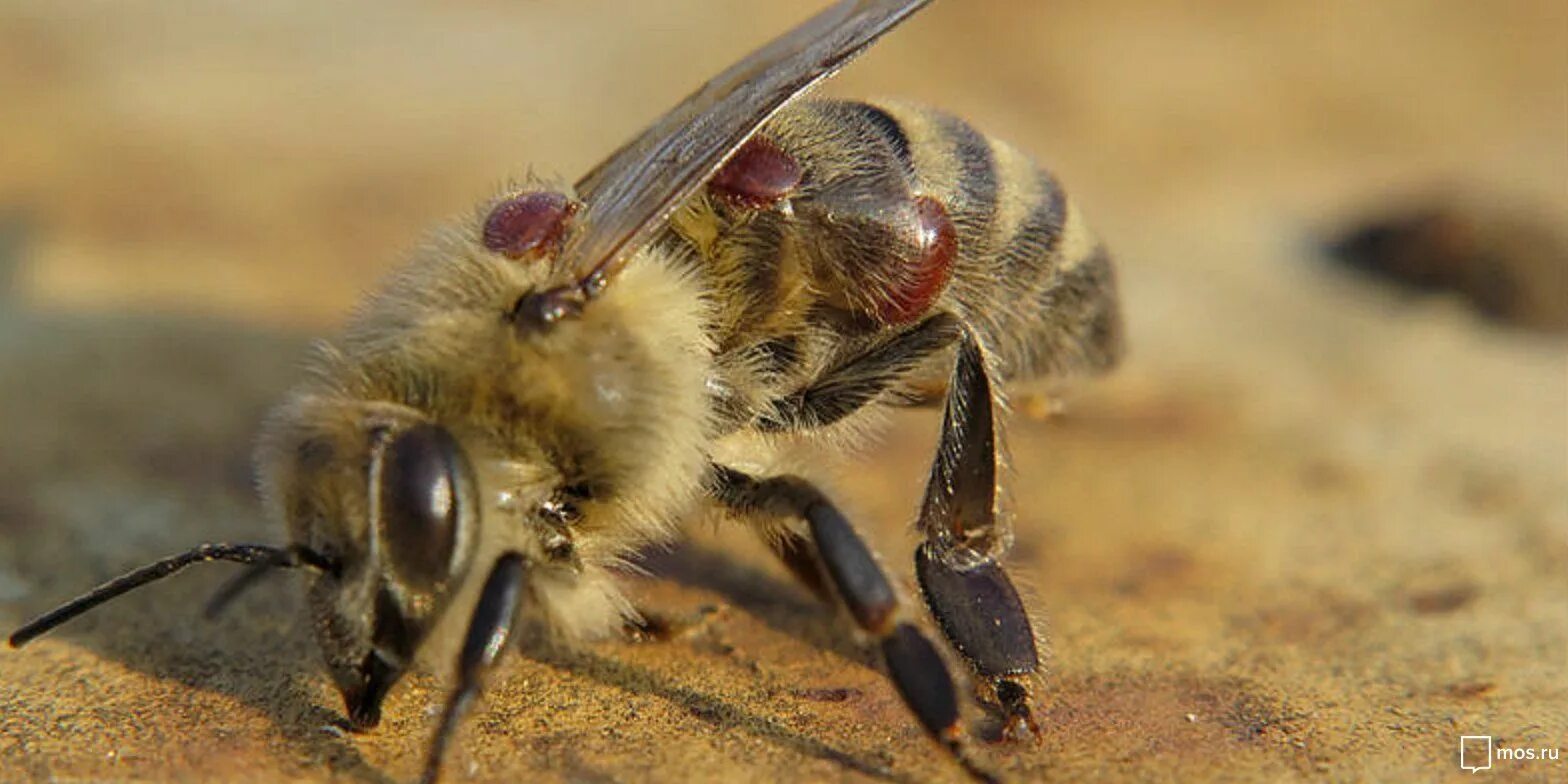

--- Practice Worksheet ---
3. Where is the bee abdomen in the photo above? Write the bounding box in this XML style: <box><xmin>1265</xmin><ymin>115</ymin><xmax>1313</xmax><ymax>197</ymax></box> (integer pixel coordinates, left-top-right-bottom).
<box><xmin>686</xmin><ymin>99</ymin><xmax>1121</xmax><ymax>381</ymax></box>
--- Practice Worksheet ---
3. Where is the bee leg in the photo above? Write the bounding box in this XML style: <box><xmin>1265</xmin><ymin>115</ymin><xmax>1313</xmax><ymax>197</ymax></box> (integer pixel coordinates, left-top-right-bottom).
<box><xmin>765</xmin><ymin>527</ymin><xmax>836</xmax><ymax>602</ymax></box>
<box><xmin>711</xmin><ymin>466</ymin><xmax>998</xmax><ymax>783</ymax></box>
<box><xmin>916</xmin><ymin>330</ymin><xmax>1043</xmax><ymax>743</ymax></box>
<box><xmin>756</xmin><ymin>312</ymin><xmax>959</xmax><ymax>432</ymax></box>
<box><xmin>421</xmin><ymin>552</ymin><xmax>527</xmax><ymax>784</ymax></box>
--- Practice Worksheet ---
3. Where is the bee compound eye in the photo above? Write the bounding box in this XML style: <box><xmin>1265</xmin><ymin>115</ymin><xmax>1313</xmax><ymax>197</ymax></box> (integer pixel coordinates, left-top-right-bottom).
<box><xmin>482</xmin><ymin>190</ymin><xmax>579</xmax><ymax>260</ymax></box>
<box><xmin>377</xmin><ymin>423</ymin><xmax>474</xmax><ymax>588</ymax></box>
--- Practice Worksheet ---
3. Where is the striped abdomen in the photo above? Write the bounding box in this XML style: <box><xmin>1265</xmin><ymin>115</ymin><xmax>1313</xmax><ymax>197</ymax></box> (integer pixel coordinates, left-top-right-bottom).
<box><xmin>864</xmin><ymin>100</ymin><xmax>1121</xmax><ymax>380</ymax></box>
<box><xmin>674</xmin><ymin>98</ymin><xmax>1122</xmax><ymax>385</ymax></box>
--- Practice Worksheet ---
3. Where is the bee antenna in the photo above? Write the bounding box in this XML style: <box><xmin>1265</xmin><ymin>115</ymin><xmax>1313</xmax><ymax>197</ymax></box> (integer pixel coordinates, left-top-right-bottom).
<box><xmin>8</xmin><ymin>543</ymin><xmax>336</xmax><ymax>648</ymax></box>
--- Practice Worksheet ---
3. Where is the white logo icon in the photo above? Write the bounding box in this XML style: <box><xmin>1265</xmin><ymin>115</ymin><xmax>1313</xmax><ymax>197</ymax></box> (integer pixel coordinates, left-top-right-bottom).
<box><xmin>1460</xmin><ymin>736</ymin><xmax>1493</xmax><ymax>773</ymax></box>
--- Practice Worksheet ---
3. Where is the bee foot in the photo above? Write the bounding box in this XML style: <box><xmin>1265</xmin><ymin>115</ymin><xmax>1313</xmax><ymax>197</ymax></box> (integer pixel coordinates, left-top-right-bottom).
<box><xmin>992</xmin><ymin>678</ymin><xmax>1043</xmax><ymax>745</ymax></box>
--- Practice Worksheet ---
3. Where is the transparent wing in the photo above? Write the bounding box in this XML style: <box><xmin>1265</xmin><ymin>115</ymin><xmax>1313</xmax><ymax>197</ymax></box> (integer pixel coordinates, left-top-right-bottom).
<box><xmin>564</xmin><ymin>0</ymin><xmax>931</xmax><ymax>292</ymax></box>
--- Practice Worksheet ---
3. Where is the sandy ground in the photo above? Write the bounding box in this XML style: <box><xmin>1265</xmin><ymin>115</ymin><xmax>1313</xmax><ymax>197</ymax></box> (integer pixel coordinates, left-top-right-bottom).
<box><xmin>1</xmin><ymin>1</ymin><xmax>1564</xmax><ymax>782</ymax></box>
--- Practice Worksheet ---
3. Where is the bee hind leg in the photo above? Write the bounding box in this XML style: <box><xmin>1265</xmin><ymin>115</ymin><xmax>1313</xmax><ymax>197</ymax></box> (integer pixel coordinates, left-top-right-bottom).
<box><xmin>711</xmin><ymin>466</ymin><xmax>998</xmax><ymax>784</ymax></box>
<box><xmin>916</xmin><ymin>329</ymin><xmax>1044</xmax><ymax>743</ymax></box>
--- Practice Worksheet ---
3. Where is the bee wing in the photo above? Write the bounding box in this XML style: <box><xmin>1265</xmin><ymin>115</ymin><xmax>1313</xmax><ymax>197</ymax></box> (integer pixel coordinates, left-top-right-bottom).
<box><xmin>563</xmin><ymin>0</ymin><xmax>931</xmax><ymax>292</ymax></box>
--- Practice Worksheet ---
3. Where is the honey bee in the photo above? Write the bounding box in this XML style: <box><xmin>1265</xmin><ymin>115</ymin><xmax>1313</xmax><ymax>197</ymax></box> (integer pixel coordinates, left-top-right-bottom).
<box><xmin>8</xmin><ymin>1</ymin><xmax>1121</xmax><ymax>782</ymax></box>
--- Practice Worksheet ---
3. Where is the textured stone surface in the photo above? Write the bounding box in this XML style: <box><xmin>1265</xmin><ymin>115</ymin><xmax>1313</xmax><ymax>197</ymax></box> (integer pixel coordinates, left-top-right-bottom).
<box><xmin>1</xmin><ymin>1</ymin><xmax>1564</xmax><ymax>782</ymax></box>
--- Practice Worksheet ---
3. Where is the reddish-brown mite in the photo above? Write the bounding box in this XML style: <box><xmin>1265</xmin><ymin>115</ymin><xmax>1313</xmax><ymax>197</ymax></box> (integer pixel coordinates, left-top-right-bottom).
<box><xmin>482</xmin><ymin>191</ymin><xmax>579</xmax><ymax>260</ymax></box>
<box><xmin>709</xmin><ymin>135</ymin><xmax>802</xmax><ymax>209</ymax></box>
<box><xmin>876</xmin><ymin>195</ymin><xmax>957</xmax><ymax>324</ymax></box>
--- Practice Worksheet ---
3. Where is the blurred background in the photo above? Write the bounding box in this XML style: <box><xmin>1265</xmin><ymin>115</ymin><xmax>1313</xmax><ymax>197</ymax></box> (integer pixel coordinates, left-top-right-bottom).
<box><xmin>1</xmin><ymin>1</ymin><xmax>1564</xmax><ymax>782</ymax></box>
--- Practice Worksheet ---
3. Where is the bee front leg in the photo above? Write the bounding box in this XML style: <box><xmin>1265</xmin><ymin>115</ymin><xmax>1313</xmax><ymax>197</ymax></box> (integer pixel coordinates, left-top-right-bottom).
<box><xmin>422</xmin><ymin>553</ymin><xmax>528</xmax><ymax>784</ymax></box>
<box><xmin>711</xmin><ymin>466</ymin><xmax>997</xmax><ymax>783</ymax></box>
<box><xmin>915</xmin><ymin>330</ymin><xmax>1044</xmax><ymax>743</ymax></box>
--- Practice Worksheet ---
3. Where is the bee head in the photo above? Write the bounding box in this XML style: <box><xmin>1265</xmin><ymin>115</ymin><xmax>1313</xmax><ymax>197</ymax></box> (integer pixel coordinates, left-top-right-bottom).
<box><xmin>258</xmin><ymin>400</ymin><xmax>480</xmax><ymax>729</ymax></box>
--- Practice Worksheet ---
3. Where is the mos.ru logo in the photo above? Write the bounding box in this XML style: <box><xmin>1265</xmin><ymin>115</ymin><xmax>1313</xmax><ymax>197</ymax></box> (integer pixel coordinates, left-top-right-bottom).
<box><xmin>1460</xmin><ymin>736</ymin><xmax>1493</xmax><ymax>773</ymax></box>
<box><xmin>1460</xmin><ymin>734</ymin><xmax>1561</xmax><ymax>773</ymax></box>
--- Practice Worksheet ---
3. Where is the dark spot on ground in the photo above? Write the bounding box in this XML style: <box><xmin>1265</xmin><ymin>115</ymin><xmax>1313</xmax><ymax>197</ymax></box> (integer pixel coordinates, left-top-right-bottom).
<box><xmin>1438</xmin><ymin>681</ymin><xmax>1495</xmax><ymax>699</ymax></box>
<box><xmin>791</xmin><ymin>687</ymin><xmax>861</xmax><ymax>703</ymax></box>
<box><xmin>1220</xmin><ymin>691</ymin><xmax>1311</xmax><ymax>745</ymax></box>
<box><xmin>1324</xmin><ymin>198</ymin><xmax>1568</xmax><ymax>331</ymax></box>
<box><xmin>1114</xmin><ymin>546</ymin><xmax>1197</xmax><ymax>597</ymax></box>
<box><xmin>1240</xmin><ymin>588</ymin><xmax>1377</xmax><ymax>644</ymax></box>
<box><xmin>1407</xmin><ymin>582</ymin><xmax>1477</xmax><ymax>614</ymax></box>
